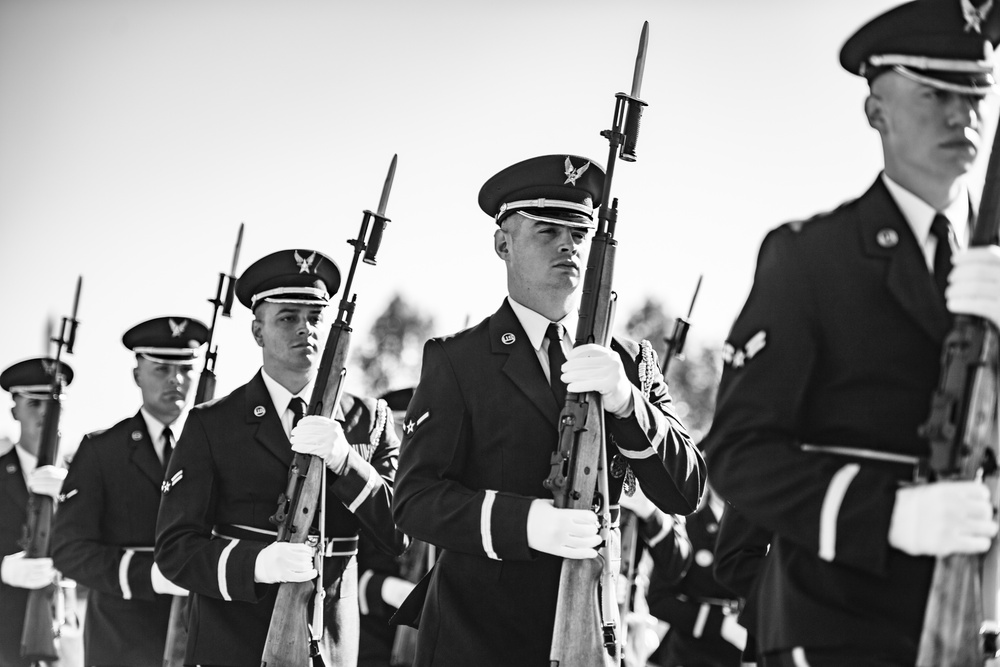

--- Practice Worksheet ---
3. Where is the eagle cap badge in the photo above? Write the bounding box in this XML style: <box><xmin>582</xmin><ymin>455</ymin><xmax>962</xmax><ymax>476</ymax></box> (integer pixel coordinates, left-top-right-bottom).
<box><xmin>962</xmin><ymin>0</ymin><xmax>993</xmax><ymax>33</ymax></box>
<box><xmin>168</xmin><ymin>318</ymin><xmax>188</xmax><ymax>338</ymax></box>
<box><xmin>563</xmin><ymin>157</ymin><xmax>590</xmax><ymax>186</ymax></box>
<box><xmin>294</xmin><ymin>250</ymin><xmax>317</xmax><ymax>273</ymax></box>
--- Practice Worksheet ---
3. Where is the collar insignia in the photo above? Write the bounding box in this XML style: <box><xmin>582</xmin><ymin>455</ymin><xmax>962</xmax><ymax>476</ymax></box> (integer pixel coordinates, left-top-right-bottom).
<box><xmin>294</xmin><ymin>250</ymin><xmax>317</xmax><ymax>273</ymax></box>
<box><xmin>6</xmin><ymin>463</ymin><xmax>16</xmax><ymax>474</ymax></box>
<box><xmin>876</xmin><ymin>228</ymin><xmax>899</xmax><ymax>248</ymax></box>
<box><xmin>564</xmin><ymin>157</ymin><xmax>590</xmax><ymax>186</ymax></box>
<box><xmin>962</xmin><ymin>0</ymin><xmax>993</xmax><ymax>33</ymax></box>
<box><xmin>131</xmin><ymin>430</ymin><xmax>143</xmax><ymax>441</ymax></box>
<box><xmin>501</xmin><ymin>333</ymin><xmax>516</xmax><ymax>345</ymax></box>
<box><xmin>254</xmin><ymin>405</ymin><xmax>266</xmax><ymax>417</ymax></box>
<box><xmin>168</xmin><ymin>318</ymin><xmax>188</xmax><ymax>338</ymax></box>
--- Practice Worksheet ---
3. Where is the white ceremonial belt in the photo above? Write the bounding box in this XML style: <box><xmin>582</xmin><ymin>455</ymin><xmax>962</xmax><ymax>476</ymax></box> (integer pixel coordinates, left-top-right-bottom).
<box><xmin>801</xmin><ymin>443</ymin><xmax>923</xmax><ymax>466</ymax></box>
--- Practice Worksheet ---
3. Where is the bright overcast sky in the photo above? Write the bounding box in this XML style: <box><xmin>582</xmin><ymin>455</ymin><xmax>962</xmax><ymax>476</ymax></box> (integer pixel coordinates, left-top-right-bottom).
<box><xmin>1</xmin><ymin>0</ymin><xmax>995</xmax><ymax>446</ymax></box>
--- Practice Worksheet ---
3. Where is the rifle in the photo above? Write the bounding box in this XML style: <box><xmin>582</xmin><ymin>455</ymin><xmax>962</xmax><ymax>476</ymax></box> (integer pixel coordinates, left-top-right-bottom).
<box><xmin>543</xmin><ymin>22</ymin><xmax>648</xmax><ymax>667</ymax></box>
<box><xmin>661</xmin><ymin>275</ymin><xmax>702</xmax><ymax>376</ymax></box>
<box><xmin>261</xmin><ymin>154</ymin><xmax>397</xmax><ymax>667</ymax></box>
<box><xmin>162</xmin><ymin>223</ymin><xmax>244</xmax><ymax>667</ymax></box>
<box><xmin>915</xmin><ymin>114</ymin><xmax>1000</xmax><ymax>664</ymax></box>
<box><xmin>21</xmin><ymin>276</ymin><xmax>81</xmax><ymax>663</ymax></box>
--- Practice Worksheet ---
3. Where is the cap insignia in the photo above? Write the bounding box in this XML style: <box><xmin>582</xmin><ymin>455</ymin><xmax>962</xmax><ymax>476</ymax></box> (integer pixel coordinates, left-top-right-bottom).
<box><xmin>294</xmin><ymin>250</ymin><xmax>317</xmax><ymax>274</ymax></box>
<box><xmin>168</xmin><ymin>318</ymin><xmax>189</xmax><ymax>338</ymax></box>
<box><xmin>962</xmin><ymin>0</ymin><xmax>993</xmax><ymax>33</ymax></box>
<box><xmin>876</xmin><ymin>228</ymin><xmax>899</xmax><ymax>248</ymax></box>
<box><xmin>563</xmin><ymin>157</ymin><xmax>591</xmax><ymax>186</ymax></box>
<box><xmin>40</xmin><ymin>359</ymin><xmax>64</xmax><ymax>385</ymax></box>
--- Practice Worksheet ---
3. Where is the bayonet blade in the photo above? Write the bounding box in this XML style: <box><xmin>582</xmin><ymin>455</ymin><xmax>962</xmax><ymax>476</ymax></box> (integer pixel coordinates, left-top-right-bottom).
<box><xmin>630</xmin><ymin>21</ymin><xmax>649</xmax><ymax>99</ymax></box>
<box><xmin>376</xmin><ymin>154</ymin><xmax>398</xmax><ymax>218</ymax></box>
<box><xmin>230</xmin><ymin>222</ymin><xmax>245</xmax><ymax>277</ymax></box>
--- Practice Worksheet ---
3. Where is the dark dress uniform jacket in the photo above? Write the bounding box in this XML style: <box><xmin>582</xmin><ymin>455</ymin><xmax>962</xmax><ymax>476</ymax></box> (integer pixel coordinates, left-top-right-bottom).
<box><xmin>705</xmin><ymin>177</ymin><xmax>970</xmax><ymax>661</ymax></box>
<box><xmin>155</xmin><ymin>371</ymin><xmax>404</xmax><ymax>667</ymax></box>
<box><xmin>51</xmin><ymin>412</ymin><xmax>172</xmax><ymax>666</ymax></box>
<box><xmin>647</xmin><ymin>502</ymin><xmax>741</xmax><ymax>667</ymax></box>
<box><xmin>392</xmin><ymin>299</ymin><xmax>705</xmax><ymax>667</ymax></box>
<box><xmin>0</xmin><ymin>447</ymin><xmax>32</xmax><ymax>667</ymax></box>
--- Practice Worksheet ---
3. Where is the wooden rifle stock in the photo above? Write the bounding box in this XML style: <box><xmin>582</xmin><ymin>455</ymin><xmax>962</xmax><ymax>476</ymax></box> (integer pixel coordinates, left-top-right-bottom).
<box><xmin>164</xmin><ymin>224</ymin><xmax>243</xmax><ymax>667</ymax></box>
<box><xmin>22</xmin><ymin>277</ymin><xmax>80</xmax><ymax>662</ymax></box>
<box><xmin>915</xmin><ymin>106</ymin><xmax>1000</xmax><ymax>666</ymax></box>
<box><xmin>261</xmin><ymin>156</ymin><xmax>396</xmax><ymax>667</ymax></box>
<box><xmin>20</xmin><ymin>397</ymin><xmax>61</xmax><ymax>663</ymax></box>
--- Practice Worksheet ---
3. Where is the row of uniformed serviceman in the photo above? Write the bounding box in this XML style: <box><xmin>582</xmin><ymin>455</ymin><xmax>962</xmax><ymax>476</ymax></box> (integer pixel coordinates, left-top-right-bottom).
<box><xmin>7</xmin><ymin>0</ymin><xmax>1000</xmax><ymax>665</ymax></box>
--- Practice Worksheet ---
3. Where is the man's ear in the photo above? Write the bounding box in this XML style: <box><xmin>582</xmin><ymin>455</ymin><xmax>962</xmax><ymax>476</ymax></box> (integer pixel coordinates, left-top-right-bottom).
<box><xmin>494</xmin><ymin>228</ymin><xmax>510</xmax><ymax>261</ymax></box>
<box><xmin>132</xmin><ymin>366</ymin><xmax>140</xmax><ymax>387</ymax></box>
<box><xmin>251</xmin><ymin>317</ymin><xmax>264</xmax><ymax>348</ymax></box>
<box><xmin>865</xmin><ymin>93</ymin><xmax>886</xmax><ymax>133</ymax></box>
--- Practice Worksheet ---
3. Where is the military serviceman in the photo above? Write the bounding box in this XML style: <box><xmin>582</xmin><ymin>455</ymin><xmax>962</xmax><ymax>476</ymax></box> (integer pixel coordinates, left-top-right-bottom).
<box><xmin>645</xmin><ymin>485</ymin><xmax>745</xmax><ymax>667</ymax></box>
<box><xmin>392</xmin><ymin>155</ymin><xmax>705</xmax><ymax>666</ymax></box>
<box><xmin>155</xmin><ymin>249</ymin><xmax>404</xmax><ymax>667</ymax></box>
<box><xmin>52</xmin><ymin>317</ymin><xmax>208</xmax><ymax>666</ymax></box>
<box><xmin>357</xmin><ymin>388</ymin><xmax>422</xmax><ymax>667</ymax></box>
<box><xmin>705</xmin><ymin>1</ymin><xmax>1000</xmax><ymax>664</ymax></box>
<box><xmin>0</xmin><ymin>357</ymin><xmax>73</xmax><ymax>667</ymax></box>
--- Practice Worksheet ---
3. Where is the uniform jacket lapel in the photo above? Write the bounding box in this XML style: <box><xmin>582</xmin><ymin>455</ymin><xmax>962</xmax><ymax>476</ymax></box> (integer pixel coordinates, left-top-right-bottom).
<box><xmin>127</xmin><ymin>412</ymin><xmax>166</xmax><ymax>488</ymax></box>
<box><xmin>245</xmin><ymin>371</ymin><xmax>294</xmax><ymax>467</ymax></box>
<box><xmin>0</xmin><ymin>448</ymin><xmax>28</xmax><ymax>512</ymax></box>
<box><xmin>858</xmin><ymin>178</ymin><xmax>951</xmax><ymax>344</ymax></box>
<box><xmin>490</xmin><ymin>299</ymin><xmax>561</xmax><ymax>428</ymax></box>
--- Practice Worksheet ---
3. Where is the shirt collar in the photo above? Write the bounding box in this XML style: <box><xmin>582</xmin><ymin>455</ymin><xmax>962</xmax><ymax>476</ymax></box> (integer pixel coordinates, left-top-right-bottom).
<box><xmin>881</xmin><ymin>173</ymin><xmax>969</xmax><ymax>248</ymax></box>
<box><xmin>139</xmin><ymin>407</ymin><xmax>187</xmax><ymax>442</ymax></box>
<box><xmin>14</xmin><ymin>443</ymin><xmax>36</xmax><ymax>476</ymax></box>
<box><xmin>260</xmin><ymin>368</ymin><xmax>315</xmax><ymax>415</ymax></box>
<box><xmin>507</xmin><ymin>297</ymin><xmax>577</xmax><ymax>351</ymax></box>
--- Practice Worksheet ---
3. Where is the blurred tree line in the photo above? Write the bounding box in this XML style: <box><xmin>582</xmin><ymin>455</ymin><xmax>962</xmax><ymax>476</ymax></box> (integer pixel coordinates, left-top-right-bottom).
<box><xmin>354</xmin><ymin>294</ymin><xmax>721</xmax><ymax>443</ymax></box>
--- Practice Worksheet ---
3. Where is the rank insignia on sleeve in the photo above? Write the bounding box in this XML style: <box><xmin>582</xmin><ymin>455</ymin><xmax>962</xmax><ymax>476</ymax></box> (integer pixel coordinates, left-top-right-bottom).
<box><xmin>161</xmin><ymin>469</ymin><xmax>184</xmax><ymax>494</ymax></box>
<box><xmin>403</xmin><ymin>411</ymin><xmax>430</xmax><ymax>436</ymax></box>
<box><xmin>722</xmin><ymin>330</ymin><xmax>767</xmax><ymax>368</ymax></box>
<box><xmin>58</xmin><ymin>488</ymin><xmax>78</xmax><ymax>502</ymax></box>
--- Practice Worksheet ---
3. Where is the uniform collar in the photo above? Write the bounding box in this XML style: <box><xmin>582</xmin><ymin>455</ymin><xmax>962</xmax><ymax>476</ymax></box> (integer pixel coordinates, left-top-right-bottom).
<box><xmin>881</xmin><ymin>172</ymin><xmax>969</xmax><ymax>248</ymax></box>
<box><xmin>14</xmin><ymin>443</ymin><xmax>36</xmax><ymax>476</ymax></box>
<box><xmin>260</xmin><ymin>367</ymin><xmax>315</xmax><ymax>415</ymax></box>
<box><xmin>139</xmin><ymin>406</ymin><xmax>187</xmax><ymax>443</ymax></box>
<box><xmin>507</xmin><ymin>296</ymin><xmax>577</xmax><ymax>351</ymax></box>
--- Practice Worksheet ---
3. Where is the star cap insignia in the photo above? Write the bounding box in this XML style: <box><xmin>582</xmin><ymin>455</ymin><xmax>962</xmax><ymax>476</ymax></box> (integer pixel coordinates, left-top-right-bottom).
<box><xmin>563</xmin><ymin>157</ymin><xmax>590</xmax><ymax>186</ymax></box>
<box><xmin>294</xmin><ymin>250</ymin><xmax>317</xmax><ymax>273</ymax></box>
<box><xmin>962</xmin><ymin>0</ymin><xmax>993</xmax><ymax>33</ymax></box>
<box><xmin>168</xmin><ymin>318</ymin><xmax>189</xmax><ymax>338</ymax></box>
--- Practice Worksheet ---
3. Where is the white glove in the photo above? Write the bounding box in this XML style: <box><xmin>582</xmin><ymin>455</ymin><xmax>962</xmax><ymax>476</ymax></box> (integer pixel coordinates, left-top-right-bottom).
<box><xmin>1</xmin><ymin>552</ymin><xmax>55</xmax><ymax>590</ymax></box>
<box><xmin>889</xmin><ymin>481</ymin><xmax>997</xmax><ymax>556</ymax></box>
<box><xmin>526</xmin><ymin>498</ymin><xmax>601</xmax><ymax>559</ymax></box>
<box><xmin>619</xmin><ymin>483</ymin><xmax>657</xmax><ymax>521</ymax></box>
<box><xmin>254</xmin><ymin>542</ymin><xmax>318</xmax><ymax>584</ymax></box>
<box><xmin>27</xmin><ymin>465</ymin><xmax>67</xmax><ymax>499</ymax></box>
<box><xmin>947</xmin><ymin>246</ymin><xmax>1000</xmax><ymax>329</ymax></box>
<box><xmin>151</xmin><ymin>562</ymin><xmax>188</xmax><ymax>597</ymax></box>
<box><xmin>721</xmin><ymin>613</ymin><xmax>748</xmax><ymax>650</ymax></box>
<box><xmin>561</xmin><ymin>344</ymin><xmax>634</xmax><ymax>417</ymax></box>
<box><xmin>290</xmin><ymin>415</ymin><xmax>350</xmax><ymax>473</ymax></box>
<box><xmin>381</xmin><ymin>575</ymin><xmax>416</xmax><ymax>609</ymax></box>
